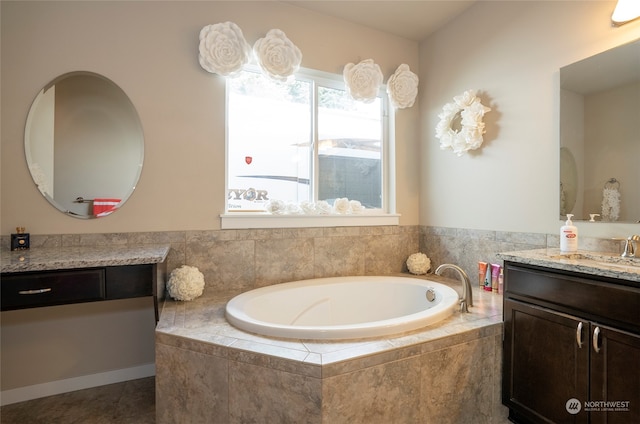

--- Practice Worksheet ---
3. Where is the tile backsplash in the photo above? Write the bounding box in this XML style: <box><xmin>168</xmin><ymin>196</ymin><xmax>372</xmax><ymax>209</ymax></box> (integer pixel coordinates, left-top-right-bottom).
<box><xmin>2</xmin><ymin>226</ymin><xmax>621</xmax><ymax>296</ymax></box>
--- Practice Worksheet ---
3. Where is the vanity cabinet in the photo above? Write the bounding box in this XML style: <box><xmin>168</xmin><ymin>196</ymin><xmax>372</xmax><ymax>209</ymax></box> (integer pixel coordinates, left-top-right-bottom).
<box><xmin>502</xmin><ymin>262</ymin><xmax>640</xmax><ymax>424</ymax></box>
<box><xmin>1</xmin><ymin>262</ymin><xmax>166</xmax><ymax>321</ymax></box>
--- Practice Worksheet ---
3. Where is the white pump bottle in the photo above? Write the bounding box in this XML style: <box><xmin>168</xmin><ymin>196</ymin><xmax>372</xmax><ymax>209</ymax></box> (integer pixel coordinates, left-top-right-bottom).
<box><xmin>560</xmin><ymin>214</ymin><xmax>578</xmax><ymax>253</ymax></box>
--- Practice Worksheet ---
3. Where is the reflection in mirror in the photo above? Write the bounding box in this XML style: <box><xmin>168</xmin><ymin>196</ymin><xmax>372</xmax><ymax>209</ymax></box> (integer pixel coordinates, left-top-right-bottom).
<box><xmin>25</xmin><ymin>71</ymin><xmax>144</xmax><ymax>218</ymax></box>
<box><xmin>560</xmin><ymin>40</ymin><xmax>640</xmax><ymax>223</ymax></box>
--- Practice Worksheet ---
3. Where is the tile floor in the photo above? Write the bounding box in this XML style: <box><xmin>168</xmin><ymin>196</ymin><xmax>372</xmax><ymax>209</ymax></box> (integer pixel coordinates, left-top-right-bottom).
<box><xmin>0</xmin><ymin>377</ymin><xmax>155</xmax><ymax>424</ymax></box>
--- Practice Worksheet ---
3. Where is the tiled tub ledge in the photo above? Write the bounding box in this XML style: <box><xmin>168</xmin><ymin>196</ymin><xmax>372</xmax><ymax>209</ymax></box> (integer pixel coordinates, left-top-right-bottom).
<box><xmin>155</xmin><ymin>276</ymin><xmax>510</xmax><ymax>423</ymax></box>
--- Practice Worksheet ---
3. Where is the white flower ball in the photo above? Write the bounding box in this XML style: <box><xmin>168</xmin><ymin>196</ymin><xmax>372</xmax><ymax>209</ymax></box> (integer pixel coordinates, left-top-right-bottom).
<box><xmin>406</xmin><ymin>253</ymin><xmax>431</xmax><ymax>275</ymax></box>
<box><xmin>167</xmin><ymin>265</ymin><xmax>205</xmax><ymax>301</ymax></box>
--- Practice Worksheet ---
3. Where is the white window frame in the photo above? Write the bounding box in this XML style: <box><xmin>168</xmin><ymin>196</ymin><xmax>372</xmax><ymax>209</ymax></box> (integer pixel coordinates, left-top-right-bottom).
<box><xmin>220</xmin><ymin>67</ymin><xmax>398</xmax><ymax>229</ymax></box>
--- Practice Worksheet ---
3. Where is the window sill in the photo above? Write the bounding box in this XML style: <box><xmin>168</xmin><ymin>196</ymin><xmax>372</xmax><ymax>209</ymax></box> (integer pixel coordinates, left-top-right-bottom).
<box><xmin>220</xmin><ymin>213</ymin><xmax>400</xmax><ymax>229</ymax></box>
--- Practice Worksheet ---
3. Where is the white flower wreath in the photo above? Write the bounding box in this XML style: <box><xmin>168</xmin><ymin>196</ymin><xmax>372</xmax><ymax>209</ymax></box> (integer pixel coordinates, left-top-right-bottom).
<box><xmin>435</xmin><ymin>89</ymin><xmax>491</xmax><ymax>156</ymax></box>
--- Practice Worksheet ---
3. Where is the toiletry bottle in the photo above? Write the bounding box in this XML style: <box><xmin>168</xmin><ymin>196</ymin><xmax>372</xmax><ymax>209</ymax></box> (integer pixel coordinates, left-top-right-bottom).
<box><xmin>498</xmin><ymin>268</ymin><xmax>504</xmax><ymax>294</ymax></box>
<box><xmin>560</xmin><ymin>214</ymin><xmax>578</xmax><ymax>253</ymax></box>
<box><xmin>484</xmin><ymin>265</ymin><xmax>492</xmax><ymax>291</ymax></box>
<box><xmin>11</xmin><ymin>226</ymin><xmax>30</xmax><ymax>251</ymax></box>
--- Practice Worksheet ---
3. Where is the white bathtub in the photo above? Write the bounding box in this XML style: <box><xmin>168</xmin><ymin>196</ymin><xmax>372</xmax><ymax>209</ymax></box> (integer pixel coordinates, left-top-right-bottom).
<box><xmin>225</xmin><ymin>275</ymin><xmax>459</xmax><ymax>340</ymax></box>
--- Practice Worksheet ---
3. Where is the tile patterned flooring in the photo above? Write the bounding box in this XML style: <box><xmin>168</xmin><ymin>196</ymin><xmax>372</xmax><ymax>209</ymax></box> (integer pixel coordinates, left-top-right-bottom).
<box><xmin>0</xmin><ymin>377</ymin><xmax>155</xmax><ymax>424</ymax></box>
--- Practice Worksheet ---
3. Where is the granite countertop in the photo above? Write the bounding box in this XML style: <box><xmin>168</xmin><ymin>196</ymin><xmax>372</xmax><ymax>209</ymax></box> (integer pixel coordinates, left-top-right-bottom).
<box><xmin>498</xmin><ymin>248</ymin><xmax>640</xmax><ymax>283</ymax></box>
<box><xmin>0</xmin><ymin>244</ymin><xmax>170</xmax><ymax>273</ymax></box>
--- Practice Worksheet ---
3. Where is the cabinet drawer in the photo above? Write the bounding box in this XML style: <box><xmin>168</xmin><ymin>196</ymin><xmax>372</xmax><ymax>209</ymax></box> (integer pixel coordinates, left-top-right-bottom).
<box><xmin>505</xmin><ymin>263</ymin><xmax>640</xmax><ymax>332</ymax></box>
<box><xmin>1</xmin><ymin>268</ymin><xmax>106</xmax><ymax>310</ymax></box>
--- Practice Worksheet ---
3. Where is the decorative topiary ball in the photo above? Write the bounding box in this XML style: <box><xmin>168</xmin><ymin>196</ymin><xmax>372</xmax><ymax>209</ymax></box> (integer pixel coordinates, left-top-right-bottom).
<box><xmin>406</xmin><ymin>253</ymin><xmax>431</xmax><ymax>275</ymax></box>
<box><xmin>167</xmin><ymin>265</ymin><xmax>205</xmax><ymax>301</ymax></box>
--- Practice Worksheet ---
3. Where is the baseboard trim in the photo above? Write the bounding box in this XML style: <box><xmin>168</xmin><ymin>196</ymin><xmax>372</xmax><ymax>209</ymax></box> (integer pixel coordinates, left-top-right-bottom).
<box><xmin>0</xmin><ymin>363</ymin><xmax>155</xmax><ymax>406</ymax></box>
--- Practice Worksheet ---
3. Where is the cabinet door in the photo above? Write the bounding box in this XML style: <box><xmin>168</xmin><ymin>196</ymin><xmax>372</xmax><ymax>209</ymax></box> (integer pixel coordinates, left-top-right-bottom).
<box><xmin>504</xmin><ymin>299</ymin><xmax>589</xmax><ymax>424</ymax></box>
<box><xmin>590</xmin><ymin>324</ymin><xmax>640</xmax><ymax>424</ymax></box>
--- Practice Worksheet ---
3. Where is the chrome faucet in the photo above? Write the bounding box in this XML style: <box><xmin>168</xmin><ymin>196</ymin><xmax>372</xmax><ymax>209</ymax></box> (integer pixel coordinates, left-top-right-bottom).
<box><xmin>434</xmin><ymin>264</ymin><xmax>473</xmax><ymax>313</ymax></box>
<box><xmin>622</xmin><ymin>235</ymin><xmax>640</xmax><ymax>258</ymax></box>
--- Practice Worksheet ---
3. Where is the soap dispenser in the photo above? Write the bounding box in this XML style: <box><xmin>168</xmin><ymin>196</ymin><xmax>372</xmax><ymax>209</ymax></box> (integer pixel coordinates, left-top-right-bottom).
<box><xmin>560</xmin><ymin>214</ymin><xmax>578</xmax><ymax>253</ymax></box>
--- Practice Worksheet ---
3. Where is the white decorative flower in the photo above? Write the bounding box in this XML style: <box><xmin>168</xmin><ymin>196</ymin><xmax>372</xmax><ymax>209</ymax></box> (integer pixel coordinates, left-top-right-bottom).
<box><xmin>435</xmin><ymin>89</ymin><xmax>491</xmax><ymax>156</ymax></box>
<box><xmin>167</xmin><ymin>265</ymin><xmax>205</xmax><ymax>301</ymax></box>
<box><xmin>285</xmin><ymin>201</ymin><xmax>303</xmax><ymax>214</ymax></box>
<box><xmin>386</xmin><ymin>64</ymin><xmax>419</xmax><ymax>109</ymax></box>
<box><xmin>265</xmin><ymin>199</ymin><xmax>286</xmax><ymax>214</ymax></box>
<box><xmin>333</xmin><ymin>198</ymin><xmax>351</xmax><ymax>214</ymax></box>
<box><xmin>349</xmin><ymin>200</ymin><xmax>364</xmax><ymax>214</ymax></box>
<box><xmin>316</xmin><ymin>200</ymin><xmax>332</xmax><ymax>214</ymax></box>
<box><xmin>300</xmin><ymin>201</ymin><xmax>317</xmax><ymax>214</ymax></box>
<box><xmin>254</xmin><ymin>29</ymin><xmax>302</xmax><ymax>81</ymax></box>
<box><xmin>406</xmin><ymin>253</ymin><xmax>431</xmax><ymax>275</ymax></box>
<box><xmin>198</xmin><ymin>22</ymin><xmax>252</xmax><ymax>77</ymax></box>
<box><xmin>343</xmin><ymin>59</ymin><xmax>383</xmax><ymax>103</ymax></box>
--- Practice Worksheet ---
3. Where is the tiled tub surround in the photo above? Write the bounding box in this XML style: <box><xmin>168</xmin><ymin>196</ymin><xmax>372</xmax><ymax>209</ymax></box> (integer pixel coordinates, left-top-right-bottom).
<box><xmin>155</xmin><ymin>281</ymin><xmax>509</xmax><ymax>424</ymax></box>
<box><xmin>1</xmin><ymin>226</ymin><xmax>623</xmax><ymax>296</ymax></box>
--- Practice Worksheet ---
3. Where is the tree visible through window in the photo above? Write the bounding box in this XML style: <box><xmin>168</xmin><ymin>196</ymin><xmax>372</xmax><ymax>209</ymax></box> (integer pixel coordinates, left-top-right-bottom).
<box><xmin>226</xmin><ymin>69</ymin><xmax>385</xmax><ymax>212</ymax></box>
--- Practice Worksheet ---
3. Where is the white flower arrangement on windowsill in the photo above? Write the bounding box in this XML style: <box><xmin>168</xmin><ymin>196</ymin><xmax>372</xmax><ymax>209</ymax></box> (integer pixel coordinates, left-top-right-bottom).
<box><xmin>264</xmin><ymin>198</ymin><xmax>365</xmax><ymax>215</ymax></box>
<box><xmin>435</xmin><ymin>89</ymin><xmax>491</xmax><ymax>156</ymax></box>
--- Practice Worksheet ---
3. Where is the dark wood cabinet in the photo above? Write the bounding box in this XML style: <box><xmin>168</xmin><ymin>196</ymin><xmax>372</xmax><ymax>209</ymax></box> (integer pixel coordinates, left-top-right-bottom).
<box><xmin>503</xmin><ymin>262</ymin><xmax>640</xmax><ymax>424</ymax></box>
<box><xmin>1</xmin><ymin>262</ymin><xmax>166</xmax><ymax>321</ymax></box>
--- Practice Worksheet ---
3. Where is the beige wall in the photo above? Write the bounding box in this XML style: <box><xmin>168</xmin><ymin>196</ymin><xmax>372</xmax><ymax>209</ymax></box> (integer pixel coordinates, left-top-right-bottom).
<box><xmin>1</xmin><ymin>0</ymin><xmax>420</xmax><ymax>235</ymax></box>
<box><xmin>419</xmin><ymin>0</ymin><xmax>640</xmax><ymax>238</ymax></box>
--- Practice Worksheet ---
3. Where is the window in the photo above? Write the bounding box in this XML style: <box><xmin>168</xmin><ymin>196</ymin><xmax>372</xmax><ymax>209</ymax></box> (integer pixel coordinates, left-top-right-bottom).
<box><xmin>223</xmin><ymin>68</ymin><xmax>397</xmax><ymax>228</ymax></box>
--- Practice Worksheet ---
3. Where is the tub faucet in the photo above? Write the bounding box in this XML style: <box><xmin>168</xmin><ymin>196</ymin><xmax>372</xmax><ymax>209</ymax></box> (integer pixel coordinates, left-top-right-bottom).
<box><xmin>622</xmin><ymin>235</ymin><xmax>640</xmax><ymax>258</ymax></box>
<box><xmin>434</xmin><ymin>264</ymin><xmax>473</xmax><ymax>313</ymax></box>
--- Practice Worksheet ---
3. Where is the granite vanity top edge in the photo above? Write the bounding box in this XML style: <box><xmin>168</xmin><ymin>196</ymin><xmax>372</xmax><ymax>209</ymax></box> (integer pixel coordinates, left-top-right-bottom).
<box><xmin>0</xmin><ymin>244</ymin><xmax>170</xmax><ymax>273</ymax></box>
<box><xmin>498</xmin><ymin>248</ymin><xmax>640</xmax><ymax>283</ymax></box>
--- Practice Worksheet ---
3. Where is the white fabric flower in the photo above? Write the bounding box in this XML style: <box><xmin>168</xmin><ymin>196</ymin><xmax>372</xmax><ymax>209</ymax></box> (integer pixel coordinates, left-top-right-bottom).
<box><xmin>386</xmin><ymin>64</ymin><xmax>419</xmax><ymax>109</ymax></box>
<box><xmin>349</xmin><ymin>200</ymin><xmax>364</xmax><ymax>214</ymax></box>
<box><xmin>435</xmin><ymin>89</ymin><xmax>491</xmax><ymax>156</ymax></box>
<box><xmin>333</xmin><ymin>198</ymin><xmax>351</xmax><ymax>214</ymax></box>
<box><xmin>300</xmin><ymin>201</ymin><xmax>317</xmax><ymax>214</ymax></box>
<box><xmin>285</xmin><ymin>201</ymin><xmax>303</xmax><ymax>214</ymax></box>
<box><xmin>316</xmin><ymin>200</ymin><xmax>332</xmax><ymax>214</ymax></box>
<box><xmin>265</xmin><ymin>199</ymin><xmax>286</xmax><ymax>214</ymax></box>
<box><xmin>167</xmin><ymin>265</ymin><xmax>205</xmax><ymax>301</ymax></box>
<box><xmin>406</xmin><ymin>253</ymin><xmax>431</xmax><ymax>275</ymax></box>
<box><xmin>343</xmin><ymin>59</ymin><xmax>383</xmax><ymax>103</ymax></box>
<box><xmin>254</xmin><ymin>29</ymin><xmax>302</xmax><ymax>81</ymax></box>
<box><xmin>199</xmin><ymin>22</ymin><xmax>252</xmax><ymax>77</ymax></box>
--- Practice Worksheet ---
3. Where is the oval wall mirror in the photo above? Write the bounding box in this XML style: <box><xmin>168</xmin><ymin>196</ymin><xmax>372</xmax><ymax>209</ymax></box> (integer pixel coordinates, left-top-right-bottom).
<box><xmin>25</xmin><ymin>71</ymin><xmax>144</xmax><ymax>218</ymax></box>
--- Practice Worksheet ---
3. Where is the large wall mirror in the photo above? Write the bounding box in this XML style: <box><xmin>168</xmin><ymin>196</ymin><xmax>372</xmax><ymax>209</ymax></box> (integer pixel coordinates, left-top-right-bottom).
<box><xmin>560</xmin><ymin>40</ymin><xmax>640</xmax><ymax>223</ymax></box>
<box><xmin>25</xmin><ymin>71</ymin><xmax>144</xmax><ymax>218</ymax></box>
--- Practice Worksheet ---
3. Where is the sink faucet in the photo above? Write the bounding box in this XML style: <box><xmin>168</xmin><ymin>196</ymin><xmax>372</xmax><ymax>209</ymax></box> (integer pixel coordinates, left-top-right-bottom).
<box><xmin>622</xmin><ymin>235</ymin><xmax>640</xmax><ymax>258</ymax></box>
<box><xmin>434</xmin><ymin>264</ymin><xmax>473</xmax><ymax>313</ymax></box>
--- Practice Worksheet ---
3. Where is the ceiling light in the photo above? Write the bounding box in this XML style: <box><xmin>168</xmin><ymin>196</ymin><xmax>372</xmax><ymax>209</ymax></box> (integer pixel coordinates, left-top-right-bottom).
<box><xmin>612</xmin><ymin>0</ymin><xmax>640</xmax><ymax>26</ymax></box>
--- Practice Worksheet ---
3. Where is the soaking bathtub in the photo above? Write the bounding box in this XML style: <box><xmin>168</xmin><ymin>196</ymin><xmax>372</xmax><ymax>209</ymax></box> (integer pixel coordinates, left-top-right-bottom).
<box><xmin>225</xmin><ymin>275</ymin><xmax>460</xmax><ymax>340</ymax></box>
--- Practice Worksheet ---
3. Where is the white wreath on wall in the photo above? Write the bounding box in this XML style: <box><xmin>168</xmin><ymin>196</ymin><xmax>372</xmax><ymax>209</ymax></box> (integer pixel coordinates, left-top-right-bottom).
<box><xmin>435</xmin><ymin>89</ymin><xmax>491</xmax><ymax>156</ymax></box>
